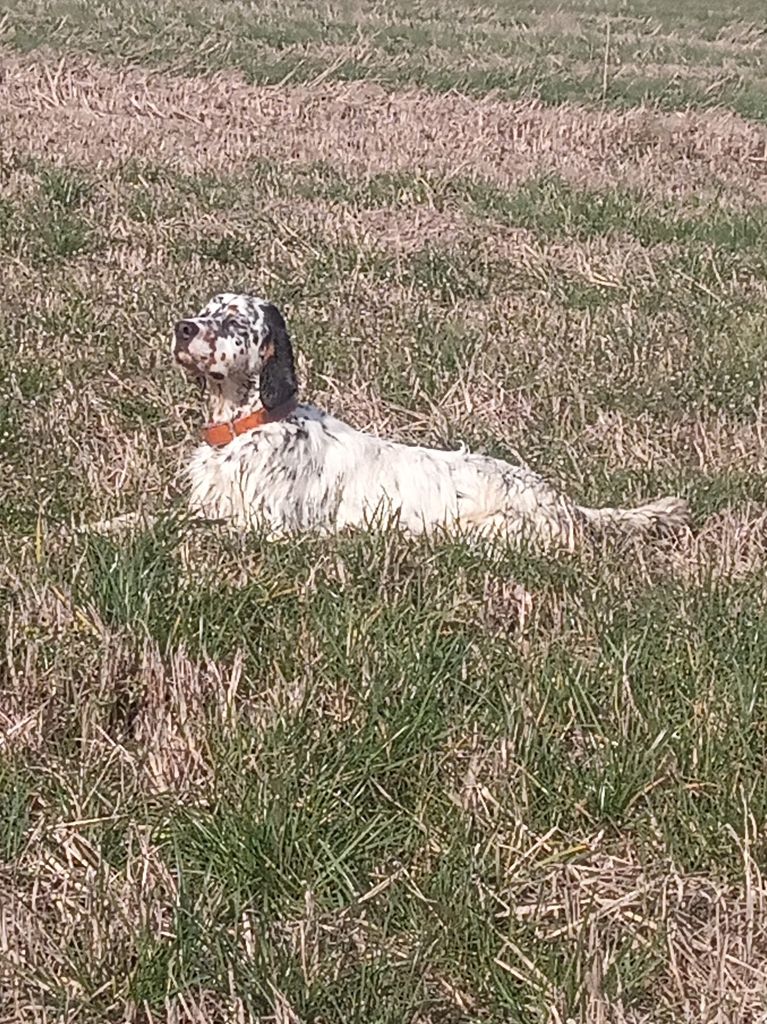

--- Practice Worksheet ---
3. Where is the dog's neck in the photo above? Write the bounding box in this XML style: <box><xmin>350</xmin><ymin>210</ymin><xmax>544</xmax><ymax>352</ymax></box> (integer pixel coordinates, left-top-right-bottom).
<box><xmin>205</xmin><ymin>376</ymin><xmax>263</xmax><ymax>424</ymax></box>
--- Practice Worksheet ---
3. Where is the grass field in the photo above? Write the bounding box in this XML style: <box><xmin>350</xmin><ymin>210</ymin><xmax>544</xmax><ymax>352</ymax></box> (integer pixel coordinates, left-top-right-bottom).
<box><xmin>2</xmin><ymin>1</ymin><xmax>767</xmax><ymax>1021</ymax></box>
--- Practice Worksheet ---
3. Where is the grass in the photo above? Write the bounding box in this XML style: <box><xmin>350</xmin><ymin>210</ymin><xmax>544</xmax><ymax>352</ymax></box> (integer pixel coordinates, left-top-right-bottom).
<box><xmin>2</xmin><ymin>2</ymin><xmax>767</xmax><ymax>1022</ymax></box>
<box><xmin>3</xmin><ymin>0</ymin><xmax>767</xmax><ymax>117</ymax></box>
<box><xmin>6</xmin><ymin>524</ymin><xmax>767</xmax><ymax>1020</ymax></box>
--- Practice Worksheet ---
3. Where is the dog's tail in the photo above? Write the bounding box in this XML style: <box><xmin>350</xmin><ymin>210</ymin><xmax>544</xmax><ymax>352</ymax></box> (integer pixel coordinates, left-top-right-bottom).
<box><xmin>578</xmin><ymin>495</ymin><xmax>690</xmax><ymax>537</ymax></box>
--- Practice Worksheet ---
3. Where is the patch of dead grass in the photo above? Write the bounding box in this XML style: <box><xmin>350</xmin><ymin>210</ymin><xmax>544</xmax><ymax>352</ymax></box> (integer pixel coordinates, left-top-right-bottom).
<box><xmin>512</xmin><ymin>847</ymin><xmax>767</xmax><ymax>1022</ymax></box>
<box><xmin>3</xmin><ymin>49</ymin><xmax>767</xmax><ymax>203</ymax></box>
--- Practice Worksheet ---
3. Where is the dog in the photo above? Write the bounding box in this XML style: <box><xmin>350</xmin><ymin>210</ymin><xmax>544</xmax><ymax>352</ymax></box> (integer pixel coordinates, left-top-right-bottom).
<box><xmin>170</xmin><ymin>292</ymin><xmax>689</xmax><ymax>548</ymax></box>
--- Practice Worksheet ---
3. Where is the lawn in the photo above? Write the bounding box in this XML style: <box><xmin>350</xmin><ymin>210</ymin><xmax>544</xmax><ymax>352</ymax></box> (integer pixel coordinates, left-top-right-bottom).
<box><xmin>1</xmin><ymin>1</ymin><xmax>767</xmax><ymax>1021</ymax></box>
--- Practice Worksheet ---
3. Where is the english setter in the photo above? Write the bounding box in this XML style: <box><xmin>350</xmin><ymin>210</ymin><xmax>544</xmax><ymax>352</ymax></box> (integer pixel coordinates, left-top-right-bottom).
<box><xmin>171</xmin><ymin>292</ymin><xmax>689</xmax><ymax>548</ymax></box>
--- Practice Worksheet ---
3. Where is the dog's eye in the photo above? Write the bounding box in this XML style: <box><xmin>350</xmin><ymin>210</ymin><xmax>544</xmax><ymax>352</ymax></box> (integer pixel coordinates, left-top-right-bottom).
<box><xmin>221</xmin><ymin>315</ymin><xmax>245</xmax><ymax>335</ymax></box>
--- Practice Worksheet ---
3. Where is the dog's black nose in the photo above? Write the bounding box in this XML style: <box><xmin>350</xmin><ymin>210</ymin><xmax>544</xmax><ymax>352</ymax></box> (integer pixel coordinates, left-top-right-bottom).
<box><xmin>174</xmin><ymin>320</ymin><xmax>199</xmax><ymax>348</ymax></box>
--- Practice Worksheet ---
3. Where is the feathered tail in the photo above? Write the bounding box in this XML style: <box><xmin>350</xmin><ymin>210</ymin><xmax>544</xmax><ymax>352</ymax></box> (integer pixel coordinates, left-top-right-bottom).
<box><xmin>578</xmin><ymin>496</ymin><xmax>690</xmax><ymax>536</ymax></box>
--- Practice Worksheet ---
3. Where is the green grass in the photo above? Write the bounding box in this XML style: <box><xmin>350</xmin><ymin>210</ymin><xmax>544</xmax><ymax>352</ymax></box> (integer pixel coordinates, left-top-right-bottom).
<box><xmin>67</xmin><ymin>524</ymin><xmax>767</xmax><ymax>872</ymax></box>
<box><xmin>6</xmin><ymin>521</ymin><xmax>767</xmax><ymax>1019</ymax></box>
<box><xmin>3</xmin><ymin>0</ymin><xmax>767</xmax><ymax>117</ymax></box>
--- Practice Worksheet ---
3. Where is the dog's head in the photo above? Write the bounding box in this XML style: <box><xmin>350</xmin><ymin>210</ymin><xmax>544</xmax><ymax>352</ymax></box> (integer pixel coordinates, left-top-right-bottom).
<box><xmin>172</xmin><ymin>293</ymin><xmax>297</xmax><ymax>409</ymax></box>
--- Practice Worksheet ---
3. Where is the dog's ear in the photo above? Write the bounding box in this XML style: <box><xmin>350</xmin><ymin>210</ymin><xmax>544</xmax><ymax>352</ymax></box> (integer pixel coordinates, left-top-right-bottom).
<box><xmin>258</xmin><ymin>302</ymin><xmax>298</xmax><ymax>410</ymax></box>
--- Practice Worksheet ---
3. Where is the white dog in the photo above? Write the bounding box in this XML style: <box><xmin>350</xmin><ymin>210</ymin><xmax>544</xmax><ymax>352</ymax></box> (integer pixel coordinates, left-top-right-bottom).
<box><xmin>170</xmin><ymin>292</ymin><xmax>689</xmax><ymax>548</ymax></box>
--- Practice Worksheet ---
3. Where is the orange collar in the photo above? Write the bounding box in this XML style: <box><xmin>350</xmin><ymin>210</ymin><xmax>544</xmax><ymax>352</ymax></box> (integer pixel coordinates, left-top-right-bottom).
<box><xmin>201</xmin><ymin>397</ymin><xmax>298</xmax><ymax>447</ymax></box>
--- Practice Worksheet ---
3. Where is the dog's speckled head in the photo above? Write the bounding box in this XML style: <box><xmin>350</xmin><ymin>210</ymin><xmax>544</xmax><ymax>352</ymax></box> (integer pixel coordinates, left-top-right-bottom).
<box><xmin>172</xmin><ymin>293</ymin><xmax>297</xmax><ymax>409</ymax></box>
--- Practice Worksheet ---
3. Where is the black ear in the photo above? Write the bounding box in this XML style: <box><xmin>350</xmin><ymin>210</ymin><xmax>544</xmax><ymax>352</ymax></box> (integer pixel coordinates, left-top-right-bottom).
<box><xmin>258</xmin><ymin>303</ymin><xmax>298</xmax><ymax>410</ymax></box>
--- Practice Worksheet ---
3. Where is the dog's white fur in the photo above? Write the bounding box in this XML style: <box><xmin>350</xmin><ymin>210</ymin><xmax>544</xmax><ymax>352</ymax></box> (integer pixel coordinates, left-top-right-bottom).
<box><xmin>172</xmin><ymin>292</ymin><xmax>689</xmax><ymax>548</ymax></box>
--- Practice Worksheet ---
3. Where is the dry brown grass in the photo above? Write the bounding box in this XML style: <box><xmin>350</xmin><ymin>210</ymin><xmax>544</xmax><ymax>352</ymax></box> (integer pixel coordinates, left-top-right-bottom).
<box><xmin>3</xmin><ymin>49</ymin><xmax>767</xmax><ymax>203</ymax></box>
